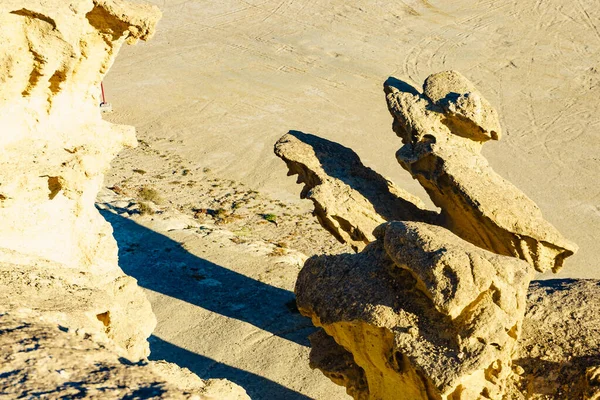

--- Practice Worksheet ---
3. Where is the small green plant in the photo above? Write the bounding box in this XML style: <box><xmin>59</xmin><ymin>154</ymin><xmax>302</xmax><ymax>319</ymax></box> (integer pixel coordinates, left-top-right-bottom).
<box><xmin>138</xmin><ymin>186</ymin><xmax>162</xmax><ymax>204</ymax></box>
<box><xmin>263</xmin><ymin>213</ymin><xmax>278</xmax><ymax>224</ymax></box>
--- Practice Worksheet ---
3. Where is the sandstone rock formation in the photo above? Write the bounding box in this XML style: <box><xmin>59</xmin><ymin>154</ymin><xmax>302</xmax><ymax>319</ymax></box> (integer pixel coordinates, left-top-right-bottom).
<box><xmin>297</xmin><ymin>222</ymin><xmax>533</xmax><ymax>399</ymax></box>
<box><xmin>515</xmin><ymin>279</ymin><xmax>600</xmax><ymax>399</ymax></box>
<box><xmin>276</xmin><ymin>72</ymin><xmax>576</xmax><ymax>273</ymax></box>
<box><xmin>385</xmin><ymin>71</ymin><xmax>577</xmax><ymax>274</ymax></box>
<box><xmin>274</xmin><ymin>130</ymin><xmax>438</xmax><ymax>251</ymax></box>
<box><xmin>305</xmin><ymin>279</ymin><xmax>600</xmax><ymax>400</ymax></box>
<box><xmin>0</xmin><ymin>1</ymin><xmax>248</xmax><ymax>398</ymax></box>
<box><xmin>0</xmin><ymin>0</ymin><xmax>163</xmax><ymax>361</ymax></box>
<box><xmin>277</xmin><ymin>71</ymin><xmax>580</xmax><ymax>399</ymax></box>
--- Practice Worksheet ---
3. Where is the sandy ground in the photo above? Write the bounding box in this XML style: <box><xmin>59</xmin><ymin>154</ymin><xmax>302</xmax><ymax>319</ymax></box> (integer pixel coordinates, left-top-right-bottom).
<box><xmin>100</xmin><ymin>144</ymin><xmax>351</xmax><ymax>399</ymax></box>
<box><xmin>105</xmin><ymin>0</ymin><xmax>599</xmax><ymax>279</ymax></box>
<box><xmin>100</xmin><ymin>0</ymin><xmax>600</xmax><ymax>398</ymax></box>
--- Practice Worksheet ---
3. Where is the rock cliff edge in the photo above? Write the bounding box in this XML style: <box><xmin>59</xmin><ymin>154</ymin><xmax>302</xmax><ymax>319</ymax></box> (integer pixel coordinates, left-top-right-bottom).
<box><xmin>0</xmin><ymin>2</ymin><xmax>248</xmax><ymax>398</ymax></box>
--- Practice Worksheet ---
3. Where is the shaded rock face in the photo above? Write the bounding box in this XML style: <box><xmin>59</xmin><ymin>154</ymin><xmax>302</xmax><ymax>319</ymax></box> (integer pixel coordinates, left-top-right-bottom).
<box><xmin>515</xmin><ymin>280</ymin><xmax>600</xmax><ymax>400</ymax></box>
<box><xmin>277</xmin><ymin>71</ymin><xmax>579</xmax><ymax>399</ymax></box>
<box><xmin>0</xmin><ymin>0</ymin><xmax>163</xmax><ymax>360</ymax></box>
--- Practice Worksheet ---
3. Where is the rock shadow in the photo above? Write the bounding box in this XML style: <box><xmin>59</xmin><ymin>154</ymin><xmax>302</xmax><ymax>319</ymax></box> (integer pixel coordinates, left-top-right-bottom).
<box><xmin>99</xmin><ymin>210</ymin><xmax>315</xmax><ymax>347</ymax></box>
<box><xmin>383</xmin><ymin>76</ymin><xmax>420</xmax><ymax>95</ymax></box>
<box><xmin>530</xmin><ymin>278</ymin><xmax>593</xmax><ymax>294</ymax></box>
<box><xmin>149</xmin><ymin>335</ymin><xmax>312</xmax><ymax>400</ymax></box>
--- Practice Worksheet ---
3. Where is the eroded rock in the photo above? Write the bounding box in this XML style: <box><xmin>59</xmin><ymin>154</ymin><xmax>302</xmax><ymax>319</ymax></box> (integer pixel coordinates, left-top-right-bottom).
<box><xmin>297</xmin><ymin>221</ymin><xmax>532</xmax><ymax>399</ymax></box>
<box><xmin>308</xmin><ymin>329</ymin><xmax>369</xmax><ymax>400</ymax></box>
<box><xmin>513</xmin><ymin>279</ymin><xmax>600</xmax><ymax>399</ymax></box>
<box><xmin>0</xmin><ymin>1</ymin><xmax>248</xmax><ymax>398</ymax></box>
<box><xmin>274</xmin><ymin>130</ymin><xmax>438</xmax><ymax>251</ymax></box>
<box><xmin>279</xmin><ymin>71</ymin><xmax>581</xmax><ymax>400</ymax></box>
<box><xmin>0</xmin><ymin>0</ymin><xmax>163</xmax><ymax>360</ymax></box>
<box><xmin>385</xmin><ymin>71</ymin><xmax>577</xmax><ymax>273</ymax></box>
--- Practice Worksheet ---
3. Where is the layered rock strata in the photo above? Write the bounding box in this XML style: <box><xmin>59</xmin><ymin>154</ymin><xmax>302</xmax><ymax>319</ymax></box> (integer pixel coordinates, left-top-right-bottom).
<box><xmin>0</xmin><ymin>1</ymin><xmax>248</xmax><ymax>398</ymax></box>
<box><xmin>278</xmin><ymin>71</ymin><xmax>579</xmax><ymax>399</ymax></box>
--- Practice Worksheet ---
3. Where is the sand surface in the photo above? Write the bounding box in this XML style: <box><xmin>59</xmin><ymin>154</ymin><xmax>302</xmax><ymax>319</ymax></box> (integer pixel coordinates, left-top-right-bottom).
<box><xmin>105</xmin><ymin>0</ymin><xmax>599</xmax><ymax>279</ymax></box>
<box><xmin>100</xmin><ymin>0</ymin><xmax>600</xmax><ymax>398</ymax></box>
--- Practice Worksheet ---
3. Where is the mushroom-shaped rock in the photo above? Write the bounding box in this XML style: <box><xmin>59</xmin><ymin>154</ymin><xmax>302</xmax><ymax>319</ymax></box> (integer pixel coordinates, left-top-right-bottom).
<box><xmin>296</xmin><ymin>221</ymin><xmax>532</xmax><ymax>400</ymax></box>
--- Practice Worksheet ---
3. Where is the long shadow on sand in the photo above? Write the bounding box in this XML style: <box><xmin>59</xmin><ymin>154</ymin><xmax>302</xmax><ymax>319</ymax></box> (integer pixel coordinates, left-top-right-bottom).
<box><xmin>100</xmin><ymin>209</ymin><xmax>315</xmax><ymax>349</ymax></box>
<box><xmin>149</xmin><ymin>335</ymin><xmax>311</xmax><ymax>400</ymax></box>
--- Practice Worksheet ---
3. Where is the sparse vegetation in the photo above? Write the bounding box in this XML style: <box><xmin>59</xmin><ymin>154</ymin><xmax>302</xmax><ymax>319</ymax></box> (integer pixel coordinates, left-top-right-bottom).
<box><xmin>138</xmin><ymin>186</ymin><xmax>163</xmax><ymax>204</ymax></box>
<box><xmin>215</xmin><ymin>208</ymin><xmax>228</xmax><ymax>218</ymax></box>
<box><xmin>230</xmin><ymin>236</ymin><xmax>248</xmax><ymax>245</ymax></box>
<box><xmin>263</xmin><ymin>213</ymin><xmax>278</xmax><ymax>225</ymax></box>
<box><xmin>234</xmin><ymin>226</ymin><xmax>252</xmax><ymax>236</ymax></box>
<box><xmin>138</xmin><ymin>202</ymin><xmax>155</xmax><ymax>215</ymax></box>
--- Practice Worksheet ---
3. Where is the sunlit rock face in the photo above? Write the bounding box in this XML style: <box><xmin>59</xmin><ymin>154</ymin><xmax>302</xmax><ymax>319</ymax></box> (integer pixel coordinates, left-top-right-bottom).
<box><xmin>297</xmin><ymin>222</ymin><xmax>533</xmax><ymax>400</ymax></box>
<box><xmin>278</xmin><ymin>71</ymin><xmax>579</xmax><ymax>399</ymax></box>
<box><xmin>0</xmin><ymin>0</ymin><xmax>162</xmax><ymax>360</ymax></box>
<box><xmin>385</xmin><ymin>71</ymin><xmax>577</xmax><ymax>274</ymax></box>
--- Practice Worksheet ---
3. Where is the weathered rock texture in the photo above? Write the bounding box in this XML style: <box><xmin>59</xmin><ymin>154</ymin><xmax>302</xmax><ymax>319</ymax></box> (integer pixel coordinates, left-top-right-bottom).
<box><xmin>278</xmin><ymin>71</ymin><xmax>580</xmax><ymax>399</ymax></box>
<box><xmin>514</xmin><ymin>279</ymin><xmax>600</xmax><ymax>399</ymax></box>
<box><xmin>305</xmin><ymin>279</ymin><xmax>600</xmax><ymax>400</ymax></box>
<box><xmin>297</xmin><ymin>222</ymin><xmax>533</xmax><ymax>399</ymax></box>
<box><xmin>385</xmin><ymin>71</ymin><xmax>577</xmax><ymax>274</ymax></box>
<box><xmin>276</xmin><ymin>72</ymin><xmax>576</xmax><ymax>273</ymax></box>
<box><xmin>0</xmin><ymin>0</ymin><xmax>163</xmax><ymax>361</ymax></box>
<box><xmin>0</xmin><ymin>309</ymin><xmax>250</xmax><ymax>400</ymax></box>
<box><xmin>0</xmin><ymin>1</ymin><xmax>248</xmax><ymax>398</ymax></box>
<box><xmin>274</xmin><ymin>130</ymin><xmax>439</xmax><ymax>251</ymax></box>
